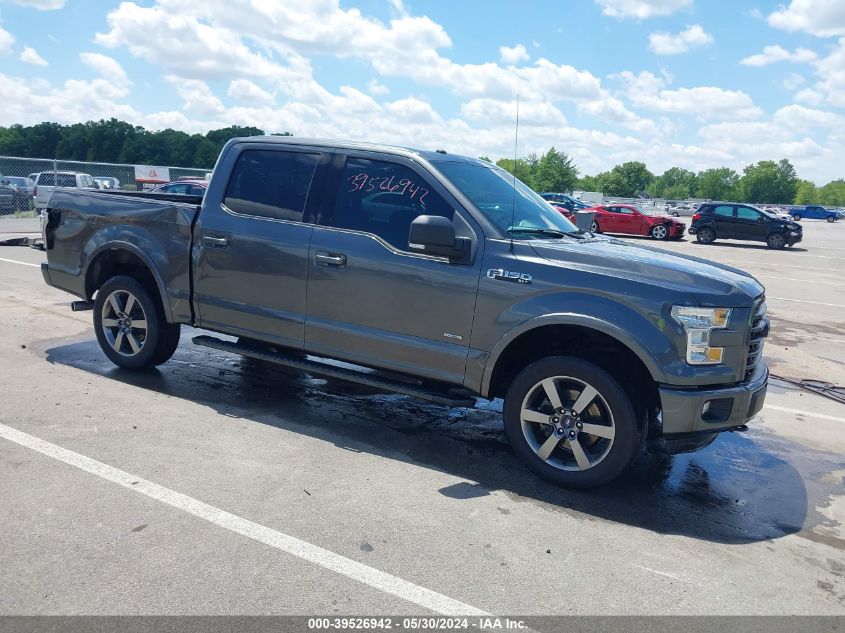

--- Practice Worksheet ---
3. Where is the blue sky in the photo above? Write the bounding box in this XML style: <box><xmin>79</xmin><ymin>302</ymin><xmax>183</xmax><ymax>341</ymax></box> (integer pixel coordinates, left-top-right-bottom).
<box><xmin>1</xmin><ymin>0</ymin><xmax>845</xmax><ymax>182</ymax></box>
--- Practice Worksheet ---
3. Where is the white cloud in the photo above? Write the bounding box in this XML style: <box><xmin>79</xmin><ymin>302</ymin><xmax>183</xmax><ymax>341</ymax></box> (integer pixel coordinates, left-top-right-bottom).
<box><xmin>165</xmin><ymin>76</ymin><xmax>226</xmax><ymax>117</ymax></box>
<box><xmin>227</xmin><ymin>79</ymin><xmax>275</xmax><ymax>104</ymax></box>
<box><xmin>2</xmin><ymin>0</ymin><xmax>66</xmax><ymax>8</ymax></box>
<box><xmin>80</xmin><ymin>52</ymin><xmax>131</xmax><ymax>88</ymax></box>
<box><xmin>614</xmin><ymin>70</ymin><xmax>762</xmax><ymax>119</ymax></box>
<box><xmin>367</xmin><ymin>79</ymin><xmax>389</xmax><ymax>95</ymax></box>
<box><xmin>768</xmin><ymin>0</ymin><xmax>845</xmax><ymax>37</ymax></box>
<box><xmin>783</xmin><ymin>72</ymin><xmax>806</xmax><ymax>90</ymax></box>
<box><xmin>460</xmin><ymin>98</ymin><xmax>567</xmax><ymax>127</ymax></box>
<box><xmin>499</xmin><ymin>44</ymin><xmax>529</xmax><ymax>64</ymax></box>
<box><xmin>648</xmin><ymin>24</ymin><xmax>713</xmax><ymax>55</ymax></box>
<box><xmin>0</xmin><ymin>23</ymin><xmax>13</xmax><ymax>56</ymax></box>
<box><xmin>740</xmin><ymin>45</ymin><xmax>817</xmax><ymax>67</ymax></box>
<box><xmin>595</xmin><ymin>0</ymin><xmax>692</xmax><ymax>19</ymax></box>
<box><xmin>19</xmin><ymin>46</ymin><xmax>47</xmax><ymax>66</ymax></box>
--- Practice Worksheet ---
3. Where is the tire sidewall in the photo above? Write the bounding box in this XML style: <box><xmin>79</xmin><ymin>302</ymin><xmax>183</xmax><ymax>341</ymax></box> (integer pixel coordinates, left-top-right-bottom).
<box><xmin>696</xmin><ymin>227</ymin><xmax>715</xmax><ymax>243</ymax></box>
<box><xmin>503</xmin><ymin>356</ymin><xmax>640</xmax><ymax>488</ymax></box>
<box><xmin>651</xmin><ymin>224</ymin><xmax>668</xmax><ymax>240</ymax></box>
<box><xmin>767</xmin><ymin>233</ymin><xmax>786</xmax><ymax>249</ymax></box>
<box><xmin>93</xmin><ymin>275</ymin><xmax>163</xmax><ymax>369</ymax></box>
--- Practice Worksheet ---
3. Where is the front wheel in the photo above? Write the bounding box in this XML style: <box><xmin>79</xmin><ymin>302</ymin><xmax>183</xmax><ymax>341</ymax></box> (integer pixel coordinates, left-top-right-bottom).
<box><xmin>671</xmin><ymin>212</ymin><xmax>679</xmax><ymax>217</ymax></box>
<box><xmin>503</xmin><ymin>357</ymin><xmax>643</xmax><ymax>488</ymax></box>
<box><xmin>650</xmin><ymin>224</ymin><xmax>669</xmax><ymax>240</ymax></box>
<box><xmin>767</xmin><ymin>233</ymin><xmax>786</xmax><ymax>249</ymax></box>
<box><xmin>93</xmin><ymin>275</ymin><xmax>180</xmax><ymax>369</ymax></box>
<box><xmin>792</xmin><ymin>214</ymin><xmax>802</xmax><ymax>221</ymax></box>
<box><xmin>827</xmin><ymin>216</ymin><xmax>836</xmax><ymax>223</ymax></box>
<box><xmin>696</xmin><ymin>227</ymin><xmax>716</xmax><ymax>244</ymax></box>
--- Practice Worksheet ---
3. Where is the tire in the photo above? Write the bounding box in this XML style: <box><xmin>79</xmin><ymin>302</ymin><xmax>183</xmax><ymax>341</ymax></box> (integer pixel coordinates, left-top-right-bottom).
<box><xmin>696</xmin><ymin>227</ymin><xmax>716</xmax><ymax>244</ymax></box>
<box><xmin>503</xmin><ymin>356</ymin><xmax>643</xmax><ymax>489</ymax></box>
<box><xmin>590</xmin><ymin>221</ymin><xmax>601</xmax><ymax>233</ymax></box>
<box><xmin>792</xmin><ymin>214</ymin><xmax>801</xmax><ymax>221</ymax></box>
<box><xmin>650</xmin><ymin>224</ymin><xmax>669</xmax><ymax>240</ymax></box>
<box><xmin>827</xmin><ymin>216</ymin><xmax>836</xmax><ymax>223</ymax></box>
<box><xmin>767</xmin><ymin>233</ymin><xmax>786</xmax><ymax>249</ymax></box>
<box><xmin>671</xmin><ymin>212</ymin><xmax>679</xmax><ymax>217</ymax></box>
<box><xmin>93</xmin><ymin>275</ymin><xmax>180</xmax><ymax>369</ymax></box>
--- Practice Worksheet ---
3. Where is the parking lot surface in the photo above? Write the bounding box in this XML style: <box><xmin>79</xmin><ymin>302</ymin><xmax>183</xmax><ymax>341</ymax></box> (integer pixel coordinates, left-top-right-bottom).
<box><xmin>0</xmin><ymin>219</ymin><xmax>843</xmax><ymax>616</ymax></box>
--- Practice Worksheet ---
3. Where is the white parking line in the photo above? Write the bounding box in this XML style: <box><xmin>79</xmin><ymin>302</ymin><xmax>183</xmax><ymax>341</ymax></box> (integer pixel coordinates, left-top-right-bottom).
<box><xmin>754</xmin><ymin>275</ymin><xmax>845</xmax><ymax>287</ymax></box>
<box><xmin>765</xmin><ymin>405</ymin><xmax>845</xmax><ymax>424</ymax></box>
<box><xmin>0</xmin><ymin>257</ymin><xmax>40</xmax><ymax>268</ymax></box>
<box><xmin>0</xmin><ymin>422</ymin><xmax>488</xmax><ymax>616</ymax></box>
<box><xmin>768</xmin><ymin>296</ymin><xmax>845</xmax><ymax>308</ymax></box>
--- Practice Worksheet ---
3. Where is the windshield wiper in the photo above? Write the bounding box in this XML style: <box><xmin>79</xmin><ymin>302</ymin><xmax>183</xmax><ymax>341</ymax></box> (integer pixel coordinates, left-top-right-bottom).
<box><xmin>506</xmin><ymin>227</ymin><xmax>576</xmax><ymax>239</ymax></box>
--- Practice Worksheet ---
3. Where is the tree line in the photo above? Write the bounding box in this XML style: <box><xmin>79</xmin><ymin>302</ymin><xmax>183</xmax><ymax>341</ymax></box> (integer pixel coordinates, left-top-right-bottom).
<box><xmin>489</xmin><ymin>149</ymin><xmax>845</xmax><ymax>207</ymax></box>
<box><xmin>0</xmin><ymin>119</ymin><xmax>290</xmax><ymax>169</ymax></box>
<box><xmin>1</xmin><ymin>119</ymin><xmax>842</xmax><ymax>205</ymax></box>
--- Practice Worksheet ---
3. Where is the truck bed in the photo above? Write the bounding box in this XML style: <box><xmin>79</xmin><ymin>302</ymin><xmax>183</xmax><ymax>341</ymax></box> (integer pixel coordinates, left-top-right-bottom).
<box><xmin>42</xmin><ymin>188</ymin><xmax>201</xmax><ymax>324</ymax></box>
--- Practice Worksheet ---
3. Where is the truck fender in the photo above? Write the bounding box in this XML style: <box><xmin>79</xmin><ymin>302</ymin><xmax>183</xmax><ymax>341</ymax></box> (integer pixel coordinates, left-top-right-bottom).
<box><xmin>82</xmin><ymin>234</ymin><xmax>173</xmax><ymax>322</ymax></box>
<box><xmin>479</xmin><ymin>312</ymin><xmax>668</xmax><ymax>396</ymax></box>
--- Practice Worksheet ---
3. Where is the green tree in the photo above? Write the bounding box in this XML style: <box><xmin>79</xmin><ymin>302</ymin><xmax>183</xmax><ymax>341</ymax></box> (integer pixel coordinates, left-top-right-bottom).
<box><xmin>648</xmin><ymin>167</ymin><xmax>698</xmax><ymax>199</ymax></box>
<box><xmin>736</xmin><ymin>159</ymin><xmax>799</xmax><ymax>204</ymax></box>
<box><xmin>696</xmin><ymin>167</ymin><xmax>739</xmax><ymax>201</ymax></box>
<box><xmin>601</xmin><ymin>161</ymin><xmax>653</xmax><ymax>197</ymax></box>
<box><xmin>495</xmin><ymin>158</ymin><xmax>535</xmax><ymax>189</ymax></box>
<box><xmin>532</xmin><ymin>147</ymin><xmax>578</xmax><ymax>193</ymax></box>
<box><xmin>794</xmin><ymin>179</ymin><xmax>818</xmax><ymax>205</ymax></box>
<box><xmin>576</xmin><ymin>174</ymin><xmax>602</xmax><ymax>192</ymax></box>
<box><xmin>817</xmin><ymin>179</ymin><xmax>845</xmax><ymax>206</ymax></box>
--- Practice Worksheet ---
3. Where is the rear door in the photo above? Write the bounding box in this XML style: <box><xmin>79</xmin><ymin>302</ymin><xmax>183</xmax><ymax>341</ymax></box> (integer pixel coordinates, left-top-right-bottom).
<box><xmin>192</xmin><ymin>144</ymin><xmax>330</xmax><ymax>348</ymax></box>
<box><xmin>710</xmin><ymin>204</ymin><xmax>737</xmax><ymax>238</ymax></box>
<box><xmin>305</xmin><ymin>152</ymin><xmax>483</xmax><ymax>384</ymax></box>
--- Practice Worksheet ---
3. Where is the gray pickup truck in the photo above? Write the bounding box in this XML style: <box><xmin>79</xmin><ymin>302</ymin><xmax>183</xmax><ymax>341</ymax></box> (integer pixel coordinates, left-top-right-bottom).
<box><xmin>40</xmin><ymin>137</ymin><xmax>769</xmax><ymax>488</ymax></box>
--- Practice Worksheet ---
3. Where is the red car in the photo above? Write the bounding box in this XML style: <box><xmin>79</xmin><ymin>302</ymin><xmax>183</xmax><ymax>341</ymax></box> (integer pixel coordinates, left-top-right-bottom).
<box><xmin>586</xmin><ymin>204</ymin><xmax>685</xmax><ymax>240</ymax></box>
<box><xmin>550</xmin><ymin>203</ymin><xmax>576</xmax><ymax>222</ymax></box>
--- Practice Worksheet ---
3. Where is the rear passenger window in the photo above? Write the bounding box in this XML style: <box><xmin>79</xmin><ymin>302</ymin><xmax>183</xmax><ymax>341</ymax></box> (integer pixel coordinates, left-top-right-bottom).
<box><xmin>224</xmin><ymin>150</ymin><xmax>319</xmax><ymax>222</ymax></box>
<box><xmin>332</xmin><ymin>158</ymin><xmax>453</xmax><ymax>251</ymax></box>
<box><xmin>57</xmin><ymin>174</ymin><xmax>76</xmax><ymax>187</ymax></box>
<box><xmin>713</xmin><ymin>205</ymin><xmax>734</xmax><ymax>218</ymax></box>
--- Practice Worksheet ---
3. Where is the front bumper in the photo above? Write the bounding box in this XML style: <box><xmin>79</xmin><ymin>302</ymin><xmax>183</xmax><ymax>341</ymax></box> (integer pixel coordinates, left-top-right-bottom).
<box><xmin>787</xmin><ymin>231</ymin><xmax>802</xmax><ymax>245</ymax></box>
<box><xmin>659</xmin><ymin>361</ymin><xmax>768</xmax><ymax>436</ymax></box>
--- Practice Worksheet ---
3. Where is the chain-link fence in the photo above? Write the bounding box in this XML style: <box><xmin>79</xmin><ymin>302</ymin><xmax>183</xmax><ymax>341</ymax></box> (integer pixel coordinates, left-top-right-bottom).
<box><xmin>0</xmin><ymin>156</ymin><xmax>211</xmax><ymax>216</ymax></box>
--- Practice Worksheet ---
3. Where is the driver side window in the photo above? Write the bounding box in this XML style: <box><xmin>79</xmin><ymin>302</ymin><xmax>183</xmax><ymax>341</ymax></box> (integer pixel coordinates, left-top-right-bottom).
<box><xmin>736</xmin><ymin>206</ymin><xmax>760</xmax><ymax>221</ymax></box>
<box><xmin>332</xmin><ymin>158</ymin><xmax>453</xmax><ymax>251</ymax></box>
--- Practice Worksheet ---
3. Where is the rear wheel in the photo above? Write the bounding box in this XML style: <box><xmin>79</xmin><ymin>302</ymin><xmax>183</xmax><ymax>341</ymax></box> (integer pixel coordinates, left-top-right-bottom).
<box><xmin>767</xmin><ymin>233</ymin><xmax>786</xmax><ymax>249</ymax></box>
<box><xmin>650</xmin><ymin>224</ymin><xmax>669</xmax><ymax>240</ymax></box>
<box><xmin>504</xmin><ymin>357</ymin><xmax>643</xmax><ymax>488</ymax></box>
<box><xmin>696</xmin><ymin>227</ymin><xmax>716</xmax><ymax>244</ymax></box>
<box><xmin>93</xmin><ymin>275</ymin><xmax>180</xmax><ymax>369</ymax></box>
<box><xmin>792</xmin><ymin>214</ymin><xmax>802</xmax><ymax>221</ymax></box>
<box><xmin>590</xmin><ymin>220</ymin><xmax>601</xmax><ymax>233</ymax></box>
<box><xmin>827</xmin><ymin>215</ymin><xmax>836</xmax><ymax>223</ymax></box>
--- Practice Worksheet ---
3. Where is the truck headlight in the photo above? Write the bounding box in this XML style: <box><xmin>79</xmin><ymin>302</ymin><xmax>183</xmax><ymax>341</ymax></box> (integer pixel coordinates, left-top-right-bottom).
<box><xmin>671</xmin><ymin>306</ymin><xmax>731</xmax><ymax>365</ymax></box>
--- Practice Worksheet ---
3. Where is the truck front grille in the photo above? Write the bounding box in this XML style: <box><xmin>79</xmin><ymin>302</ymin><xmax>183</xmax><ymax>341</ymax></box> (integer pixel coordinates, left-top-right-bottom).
<box><xmin>745</xmin><ymin>296</ymin><xmax>767</xmax><ymax>380</ymax></box>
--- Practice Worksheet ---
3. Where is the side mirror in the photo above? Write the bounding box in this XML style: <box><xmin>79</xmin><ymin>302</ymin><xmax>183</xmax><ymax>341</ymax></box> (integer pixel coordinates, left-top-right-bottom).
<box><xmin>408</xmin><ymin>215</ymin><xmax>469</xmax><ymax>261</ymax></box>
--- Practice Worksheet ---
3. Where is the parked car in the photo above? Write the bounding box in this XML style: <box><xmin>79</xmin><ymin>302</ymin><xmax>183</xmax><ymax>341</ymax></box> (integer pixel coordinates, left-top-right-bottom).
<box><xmin>761</xmin><ymin>206</ymin><xmax>793</xmax><ymax>221</ymax></box>
<box><xmin>40</xmin><ymin>136</ymin><xmax>769</xmax><ymax>489</ymax></box>
<box><xmin>94</xmin><ymin>177</ymin><xmax>121</xmax><ymax>190</ymax></box>
<box><xmin>540</xmin><ymin>192</ymin><xmax>591</xmax><ymax>211</ymax></box>
<box><xmin>586</xmin><ymin>203</ymin><xmax>685</xmax><ymax>240</ymax></box>
<box><xmin>34</xmin><ymin>171</ymin><xmax>97</xmax><ymax>210</ymax></box>
<box><xmin>150</xmin><ymin>180</ymin><xmax>208</xmax><ymax>196</ymax></box>
<box><xmin>689</xmin><ymin>203</ymin><xmax>802</xmax><ymax>249</ymax></box>
<box><xmin>666</xmin><ymin>202</ymin><xmax>699</xmax><ymax>217</ymax></box>
<box><xmin>2</xmin><ymin>176</ymin><xmax>36</xmax><ymax>210</ymax></box>
<box><xmin>791</xmin><ymin>205</ymin><xmax>838</xmax><ymax>222</ymax></box>
<box><xmin>0</xmin><ymin>173</ymin><xmax>16</xmax><ymax>214</ymax></box>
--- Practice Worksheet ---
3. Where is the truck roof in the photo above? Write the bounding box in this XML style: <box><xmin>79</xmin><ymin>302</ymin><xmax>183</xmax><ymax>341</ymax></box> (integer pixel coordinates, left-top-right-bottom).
<box><xmin>227</xmin><ymin>135</ymin><xmax>491</xmax><ymax>167</ymax></box>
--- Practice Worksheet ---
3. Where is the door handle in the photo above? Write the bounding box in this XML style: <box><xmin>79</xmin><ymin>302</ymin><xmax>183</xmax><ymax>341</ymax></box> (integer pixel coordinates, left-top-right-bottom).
<box><xmin>315</xmin><ymin>252</ymin><xmax>347</xmax><ymax>268</ymax></box>
<box><xmin>203</xmin><ymin>236</ymin><xmax>229</xmax><ymax>249</ymax></box>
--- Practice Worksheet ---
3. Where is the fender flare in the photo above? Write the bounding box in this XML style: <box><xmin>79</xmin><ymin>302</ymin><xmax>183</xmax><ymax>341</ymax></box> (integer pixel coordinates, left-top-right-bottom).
<box><xmin>480</xmin><ymin>313</ymin><xmax>667</xmax><ymax>396</ymax></box>
<box><xmin>83</xmin><ymin>240</ymin><xmax>173</xmax><ymax>322</ymax></box>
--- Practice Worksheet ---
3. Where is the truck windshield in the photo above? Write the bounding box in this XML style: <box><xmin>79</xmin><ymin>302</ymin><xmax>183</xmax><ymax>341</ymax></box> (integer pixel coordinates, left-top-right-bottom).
<box><xmin>435</xmin><ymin>161</ymin><xmax>578</xmax><ymax>238</ymax></box>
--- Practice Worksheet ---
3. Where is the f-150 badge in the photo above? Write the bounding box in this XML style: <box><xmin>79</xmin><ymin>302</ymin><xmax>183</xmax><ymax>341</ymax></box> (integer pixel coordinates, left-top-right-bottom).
<box><xmin>487</xmin><ymin>269</ymin><xmax>532</xmax><ymax>284</ymax></box>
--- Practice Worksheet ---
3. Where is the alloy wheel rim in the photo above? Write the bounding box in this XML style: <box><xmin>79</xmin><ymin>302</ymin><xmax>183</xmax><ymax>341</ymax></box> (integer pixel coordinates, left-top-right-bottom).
<box><xmin>653</xmin><ymin>226</ymin><xmax>667</xmax><ymax>239</ymax></box>
<box><xmin>519</xmin><ymin>376</ymin><xmax>615</xmax><ymax>472</ymax></box>
<box><xmin>101</xmin><ymin>290</ymin><xmax>148</xmax><ymax>356</ymax></box>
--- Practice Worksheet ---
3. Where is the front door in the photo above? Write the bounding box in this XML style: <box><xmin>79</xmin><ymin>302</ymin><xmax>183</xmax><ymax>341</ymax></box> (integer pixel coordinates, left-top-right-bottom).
<box><xmin>193</xmin><ymin>145</ymin><xmax>330</xmax><ymax>348</ymax></box>
<box><xmin>734</xmin><ymin>205</ymin><xmax>766</xmax><ymax>241</ymax></box>
<box><xmin>305</xmin><ymin>153</ymin><xmax>483</xmax><ymax>385</ymax></box>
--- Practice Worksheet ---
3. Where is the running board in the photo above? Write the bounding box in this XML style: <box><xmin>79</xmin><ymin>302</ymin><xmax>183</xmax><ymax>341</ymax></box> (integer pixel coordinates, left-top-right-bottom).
<box><xmin>191</xmin><ymin>335</ymin><xmax>477</xmax><ymax>408</ymax></box>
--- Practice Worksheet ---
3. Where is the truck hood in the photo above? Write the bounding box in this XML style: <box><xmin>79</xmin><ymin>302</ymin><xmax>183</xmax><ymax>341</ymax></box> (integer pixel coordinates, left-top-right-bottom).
<box><xmin>529</xmin><ymin>237</ymin><xmax>763</xmax><ymax>307</ymax></box>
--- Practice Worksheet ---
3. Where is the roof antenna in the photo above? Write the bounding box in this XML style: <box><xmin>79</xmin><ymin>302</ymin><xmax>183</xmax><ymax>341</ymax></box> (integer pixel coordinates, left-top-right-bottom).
<box><xmin>509</xmin><ymin>93</ymin><xmax>520</xmax><ymax>252</ymax></box>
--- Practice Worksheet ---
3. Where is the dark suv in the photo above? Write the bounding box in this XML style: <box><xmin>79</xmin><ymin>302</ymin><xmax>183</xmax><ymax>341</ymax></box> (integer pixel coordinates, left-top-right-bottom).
<box><xmin>689</xmin><ymin>203</ymin><xmax>802</xmax><ymax>249</ymax></box>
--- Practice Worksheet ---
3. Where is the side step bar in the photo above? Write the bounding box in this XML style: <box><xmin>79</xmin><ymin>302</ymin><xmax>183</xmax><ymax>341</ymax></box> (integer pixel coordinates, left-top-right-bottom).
<box><xmin>192</xmin><ymin>335</ymin><xmax>477</xmax><ymax>408</ymax></box>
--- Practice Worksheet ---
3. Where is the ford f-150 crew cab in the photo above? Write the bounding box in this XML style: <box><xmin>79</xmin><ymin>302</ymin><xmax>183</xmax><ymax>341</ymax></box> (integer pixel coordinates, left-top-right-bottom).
<box><xmin>40</xmin><ymin>137</ymin><xmax>770</xmax><ymax>488</ymax></box>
